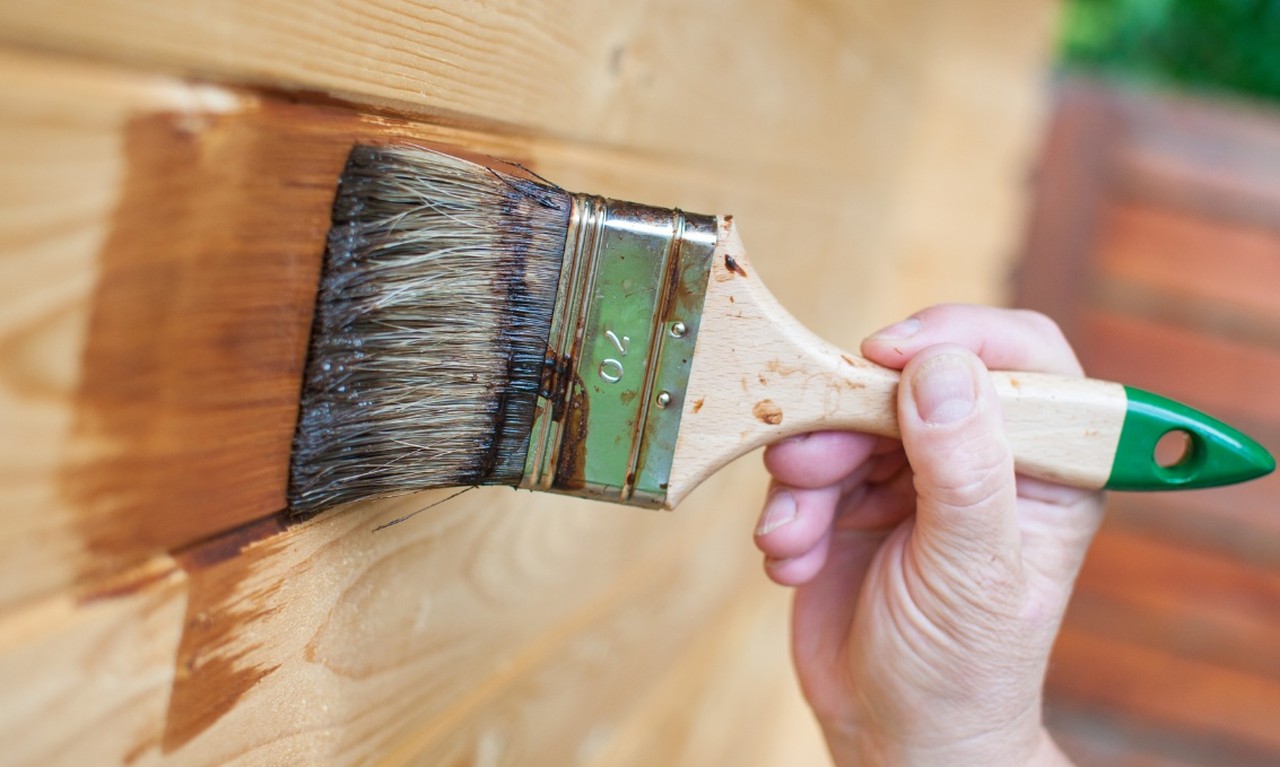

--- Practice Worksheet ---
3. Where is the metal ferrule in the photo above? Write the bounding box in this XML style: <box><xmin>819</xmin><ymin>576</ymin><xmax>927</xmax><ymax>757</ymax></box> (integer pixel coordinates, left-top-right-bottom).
<box><xmin>520</xmin><ymin>195</ymin><xmax>716</xmax><ymax>508</ymax></box>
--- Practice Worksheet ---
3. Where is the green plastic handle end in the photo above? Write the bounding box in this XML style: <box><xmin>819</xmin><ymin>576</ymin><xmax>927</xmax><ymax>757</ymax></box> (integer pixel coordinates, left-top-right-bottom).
<box><xmin>1107</xmin><ymin>386</ymin><xmax>1275</xmax><ymax>491</ymax></box>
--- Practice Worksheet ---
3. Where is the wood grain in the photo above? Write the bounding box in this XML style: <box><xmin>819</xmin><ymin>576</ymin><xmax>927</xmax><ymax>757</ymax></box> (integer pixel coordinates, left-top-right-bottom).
<box><xmin>0</xmin><ymin>556</ymin><xmax>185</xmax><ymax>767</ymax></box>
<box><xmin>0</xmin><ymin>0</ymin><xmax>904</xmax><ymax>174</ymax></box>
<box><xmin>0</xmin><ymin>476</ymin><xmax>771</xmax><ymax>765</ymax></box>
<box><xmin>0</xmin><ymin>57</ymin><xmax>463</xmax><ymax>608</ymax></box>
<box><xmin>0</xmin><ymin>0</ymin><xmax>1059</xmax><ymax>759</ymax></box>
<box><xmin>0</xmin><ymin>51</ymin><xmax>250</xmax><ymax>610</ymax></box>
<box><xmin>1</xmin><ymin>49</ymin><xmax>757</xmax><ymax>610</ymax></box>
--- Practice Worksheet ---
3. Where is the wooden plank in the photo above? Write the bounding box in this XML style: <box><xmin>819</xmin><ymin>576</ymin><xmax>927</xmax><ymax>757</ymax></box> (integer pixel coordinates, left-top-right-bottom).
<box><xmin>0</xmin><ymin>1</ymin><xmax>1059</xmax><ymax>328</ymax></box>
<box><xmin>1079</xmin><ymin>310</ymin><xmax>1280</xmax><ymax>432</ymax></box>
<box><xmin>1046</xmin><ymin>524</ymin><xmax>1280</xmax><ymax>762</ymax></box>
<box><xmin>0</xmin><ymin>0</ymin><xmax>904</xmax><ymax>173</ymax></box>
<box><xmin>1070</xmin><ymin>527</ymin><xmax>1280</xmax><ymax>680</ymax></box>
<box><xmin>1112</xmin><ymin>86</ymin><xmax>1280</xmax><ymax>229</ymax></box>
<box><xmin>0</xmin><ymin>558</ymin><xmax>186</xmax><ymax>767</ymax></box>
<box><xmin>1106</xmin><ymin>487</ymin><xmax>1280</xmax><ymax>569</ymax></box>
<box><xmin>1098</xmin><ymin>202</ymin><xmax>1280</xmax><ymax>319</ymax></box>
<box><xmin>1095</xmin><ymin>202</ymin><xmax>1280</xmax><ymax>340</ymax></box>
<box><xmin>0</xmin><ymin>465</ymin><xmax>772</xmax><ymax>766</ymax></box>
<box><xmin>1047</xmin><ymin>625</ymin><xmax>1280</xmax><ymax>754</ymax></box>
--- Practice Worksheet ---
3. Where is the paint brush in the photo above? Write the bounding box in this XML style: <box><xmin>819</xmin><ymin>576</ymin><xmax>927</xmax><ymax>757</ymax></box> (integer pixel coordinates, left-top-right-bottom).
<box><xmin>287</xmin><ymin>145</ymin><xmax>1274</xmax><ymax>515</ymax></box>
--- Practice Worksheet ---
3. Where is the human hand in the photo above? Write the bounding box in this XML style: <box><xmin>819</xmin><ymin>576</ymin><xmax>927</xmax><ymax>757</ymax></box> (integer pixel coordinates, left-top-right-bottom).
<box><xmin>754</xmin><ymin>305</ymin><xmax>1102</xmax><ymax>766</ymax></box>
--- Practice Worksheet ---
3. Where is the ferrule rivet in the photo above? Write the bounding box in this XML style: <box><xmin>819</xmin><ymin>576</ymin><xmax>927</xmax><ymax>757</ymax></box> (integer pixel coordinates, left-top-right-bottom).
<box><xmin>670</xmin><ymin>321</ymin><xmax>688</xmax><ymax>338</ymax></box>
<box><xmin>655</xmin><ymin>391</ymin><xmax>672</xmax><ymax>408</ymax></box>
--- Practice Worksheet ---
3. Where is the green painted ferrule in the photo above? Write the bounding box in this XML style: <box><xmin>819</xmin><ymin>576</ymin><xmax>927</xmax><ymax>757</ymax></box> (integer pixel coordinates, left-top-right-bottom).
<box><xmin>519</xmin><ymin>196</ymin><xmax>716</xmax><ymax>508</ymax></box>
<box><xmin>1107</xmin><ymin>386</ymin><xmax>1275</xmax><ymax>491</ymax></box>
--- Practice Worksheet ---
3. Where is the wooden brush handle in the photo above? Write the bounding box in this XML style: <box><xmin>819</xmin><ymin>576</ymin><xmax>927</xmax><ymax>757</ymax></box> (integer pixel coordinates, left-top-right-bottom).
<box><xmin>664</xmin><ymin>218</ymin><xmax>1272</xmax><ymax>508</ymax></box>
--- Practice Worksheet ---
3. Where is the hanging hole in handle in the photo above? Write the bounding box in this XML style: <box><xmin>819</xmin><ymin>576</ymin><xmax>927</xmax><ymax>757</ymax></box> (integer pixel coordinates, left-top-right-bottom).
<box><xmin>1155</xmin><ymin>429</ymin><xmax>1194</xmax><ymax>469</ymax></box>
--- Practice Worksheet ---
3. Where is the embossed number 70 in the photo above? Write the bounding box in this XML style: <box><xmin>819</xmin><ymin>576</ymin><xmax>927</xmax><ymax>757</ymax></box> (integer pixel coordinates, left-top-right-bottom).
<box><xmin>599</xmin><ymin>329</ymin><xmax>629</xmax><ymax>383</ymax></box>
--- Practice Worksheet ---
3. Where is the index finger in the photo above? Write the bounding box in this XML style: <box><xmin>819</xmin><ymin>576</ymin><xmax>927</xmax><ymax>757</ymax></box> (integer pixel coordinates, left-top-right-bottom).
<box><xmin>860</xmin><ymin>304</ymin><xmax>1083</xmax><ymax>377</ymax></box>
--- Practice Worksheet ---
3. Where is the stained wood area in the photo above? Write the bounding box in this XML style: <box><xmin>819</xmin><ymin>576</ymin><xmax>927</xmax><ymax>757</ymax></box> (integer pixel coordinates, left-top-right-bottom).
<box><xmin>0</xmin><ymin>2</ymin><xmax>1058</xmax><ymax>764</ymax></box>
<box><xmin>1019</xmin><ymin>79</ymin><xmax>1280</xmax><ymax>766</ymax></box>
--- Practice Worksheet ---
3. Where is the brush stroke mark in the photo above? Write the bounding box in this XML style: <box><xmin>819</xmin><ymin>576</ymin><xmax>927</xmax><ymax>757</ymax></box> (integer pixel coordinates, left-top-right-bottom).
<box><xmin>60</xmin><ymin>101</ymin><xmax>355</xmax><ymax>592</ymax></box>
<box><xmin>57</xmin><ymin>96</ymin><xmax>541</xmax><ymax>750</ymax></box>
<box><xmin>163</xmin><ymin>513</ymin><xmax>289</xmax><ymax>752</ymax></box>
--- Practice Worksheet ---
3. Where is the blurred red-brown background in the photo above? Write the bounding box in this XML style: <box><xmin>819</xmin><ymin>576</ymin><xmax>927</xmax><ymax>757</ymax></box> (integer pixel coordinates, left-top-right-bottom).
<box><xmin>1019</xmin><ymin>74</ymin><xmax>1280</xmax><ymax>767</ymax></box>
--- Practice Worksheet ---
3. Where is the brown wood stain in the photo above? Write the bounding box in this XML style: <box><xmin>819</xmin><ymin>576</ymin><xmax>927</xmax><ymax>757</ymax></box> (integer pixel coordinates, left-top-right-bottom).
<box><xmin>62</xmin><ymin>98</ymin><xmax>363</xmax><ymax>751</ymax></box>
<box><xmin>57</xmin><ymin>94</ymin><xmax>542</xmax><ymax>751</ymax></box>
<box><xmin>163</xmin><ymin>514</ymin><xmax>290</xmax><ymax>753</ymax></box>
<box><xmin>62</xmin><ymin>100</ymin><xmax>355</xmax><ymax>584</ymax></box>
<box><xmin>62</xmin><ymin>96</ymin><xmax>545</xmax><ymax>575</ymax></box>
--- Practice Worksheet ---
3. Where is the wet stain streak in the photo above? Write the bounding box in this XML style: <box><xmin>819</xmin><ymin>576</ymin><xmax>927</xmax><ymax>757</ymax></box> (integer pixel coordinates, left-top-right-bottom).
<box><xmin>53</xmin><ymin>95</ymin><xmax>537</xmax><ymax>750</ymax></box>
<box><xmin>61</xmin><ymin>100</ymin><xmax>364</xmax><ymax>588</ymax></box>
<box><xmin>163</xmin><ymin>513</ymin><xmax>290</xmax><ymax>752</ymax></box>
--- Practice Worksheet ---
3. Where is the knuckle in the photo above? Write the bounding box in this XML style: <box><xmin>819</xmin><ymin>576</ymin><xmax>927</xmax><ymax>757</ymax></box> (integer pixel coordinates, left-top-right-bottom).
<box><xmin>919</xmin><ymin>429</ymin><xmax>1014</xmax><ymax>506</ymax></box>
<box><xmin>921</xmin><ymin>459</ymin><xmax>1010</xmax><ymax>514</ymax></box>
<box><xmin>1013</xmin><ymin>308</ymin><xmax>1083</xmax><ymax>375</ymax></box>
<box><xmin>1015</xmin><ymin>308</ymin><xmax>1067</xmax><ymax>344</ymax></box>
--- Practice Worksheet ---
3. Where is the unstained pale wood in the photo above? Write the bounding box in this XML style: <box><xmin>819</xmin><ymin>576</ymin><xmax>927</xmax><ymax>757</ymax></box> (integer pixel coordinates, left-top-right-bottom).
<box><xmin>0</xmin><ymin>0</ymin><xmax>918</xmax><ymax>177</ymax></box>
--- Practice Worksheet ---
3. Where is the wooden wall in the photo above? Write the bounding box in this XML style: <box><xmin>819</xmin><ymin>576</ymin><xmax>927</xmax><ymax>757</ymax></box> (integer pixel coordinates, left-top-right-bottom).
<box><xmin>0</xmin><ymin>2</ymin><xmax>1058</xmax><ymax>764</ymax></box>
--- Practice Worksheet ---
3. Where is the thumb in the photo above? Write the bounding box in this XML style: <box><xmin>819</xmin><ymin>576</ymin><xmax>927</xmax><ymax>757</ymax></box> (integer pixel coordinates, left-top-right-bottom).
<box><xmin>898</xmin><ymin>346</ymin><xmax>1022</xmax><ymax>591</ymax></box>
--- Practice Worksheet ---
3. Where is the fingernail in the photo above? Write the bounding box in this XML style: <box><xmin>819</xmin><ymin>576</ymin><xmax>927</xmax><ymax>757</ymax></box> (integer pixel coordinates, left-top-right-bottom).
<box><xmin>869</xmin><ymin>317</ymin><xmax>922</xmax><ymax>340</ymax></box>
<box><xmin>757</xmin><ymin>489</ymin><xmax>797</xmax><ymax>536</ymax></box>
<box><xmin>912</xmin><ymin>353</ymin><xmax>978</xmax><ymax>425</ymax></box>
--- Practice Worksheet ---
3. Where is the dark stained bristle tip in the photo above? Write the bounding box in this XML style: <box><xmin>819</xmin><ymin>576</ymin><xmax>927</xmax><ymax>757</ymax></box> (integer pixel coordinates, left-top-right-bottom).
<box><xmin>288</xmin><ymin>146</ymin><xmax>572</xmax><ymax>516</ymax></box>
<box><xmin>345</xmin><ymin>144</ymin><xmax>383</xmax><ymax>164</ymax></box>
<box><xmin>329</xmin><ymin>187</ymin><xmax>365</xmax><ymax>222</ymax></box>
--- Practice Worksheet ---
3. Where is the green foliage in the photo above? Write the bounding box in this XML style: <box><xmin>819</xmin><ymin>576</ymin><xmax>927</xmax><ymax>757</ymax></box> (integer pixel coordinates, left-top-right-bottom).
<box><xmin>1060</xmin><ymin>0</ymin><xmax>1280</xmax><ymax>103</ymax></box>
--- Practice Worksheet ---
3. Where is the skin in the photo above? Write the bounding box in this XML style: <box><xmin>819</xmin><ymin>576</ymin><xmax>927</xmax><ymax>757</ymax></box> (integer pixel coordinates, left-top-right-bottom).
<box><xmin>753</xmin><ymin>305</ymin><xmax>1103</xmax><ymax>766</ymax></box>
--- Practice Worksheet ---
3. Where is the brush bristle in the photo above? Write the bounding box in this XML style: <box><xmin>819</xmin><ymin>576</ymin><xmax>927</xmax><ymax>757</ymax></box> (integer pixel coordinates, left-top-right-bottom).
<box><xmin>288</xmin><ymin>145</ymin><xmax>570</xmax><ymax>515</ymax></box>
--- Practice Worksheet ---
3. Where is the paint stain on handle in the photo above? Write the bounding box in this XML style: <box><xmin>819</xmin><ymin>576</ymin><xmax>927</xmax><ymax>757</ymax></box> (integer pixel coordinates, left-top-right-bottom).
<box><xmin>752</xmin><ymin>399</ymin><xmax>783</xmax><ymax>425</ymax></box>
